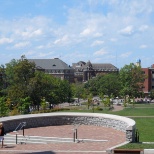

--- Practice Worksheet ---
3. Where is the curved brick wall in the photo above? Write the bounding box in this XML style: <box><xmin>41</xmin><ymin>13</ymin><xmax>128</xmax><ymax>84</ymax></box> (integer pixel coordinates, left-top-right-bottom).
<box><xmin>0</xmin><ymin>112</ymin><xmax>136</xmax><ymax>142</ymax></box>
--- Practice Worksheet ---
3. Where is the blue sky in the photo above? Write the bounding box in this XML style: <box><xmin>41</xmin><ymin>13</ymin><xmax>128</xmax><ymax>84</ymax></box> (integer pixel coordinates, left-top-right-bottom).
<box><xmin>0</xmin><ymin>0</ymin><xmax>154</xmax><ymax>69</ymax></box>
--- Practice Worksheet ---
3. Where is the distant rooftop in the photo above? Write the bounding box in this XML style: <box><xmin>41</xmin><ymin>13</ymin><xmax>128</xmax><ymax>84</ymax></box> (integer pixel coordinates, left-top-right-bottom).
<box><xmin>28</xmin><ymin>58</ymin><xmax>73</xmax><ymax>70</ymax></box>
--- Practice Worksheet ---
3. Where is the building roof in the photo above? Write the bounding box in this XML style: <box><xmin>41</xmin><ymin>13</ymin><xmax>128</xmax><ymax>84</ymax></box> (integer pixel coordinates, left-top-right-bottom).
<box><xmin>72</xmin><ymin>61</ymin><xmax>118</xmax><ymax>71</ymax></box>
<box><xmin>91</xmin><ymin>63</ymin><xmax>118</xmax><ymax>70</ymax></box>
<box><xmin>28</xmin><ymin>58</ymin><xmax>73</xmax><ymax>70</ymax></box>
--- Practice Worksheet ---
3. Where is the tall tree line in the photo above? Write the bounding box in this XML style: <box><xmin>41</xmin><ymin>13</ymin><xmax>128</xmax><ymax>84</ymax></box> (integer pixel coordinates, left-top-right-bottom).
<box><xmin>0</xmin><ymin>56</ymin><xmax>72</xmax><ymax>116</ymax></box>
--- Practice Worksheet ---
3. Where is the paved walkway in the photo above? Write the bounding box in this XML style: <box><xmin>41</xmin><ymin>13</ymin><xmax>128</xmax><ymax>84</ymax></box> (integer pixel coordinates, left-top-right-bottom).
<box><xmin>0</xmin><ymin>125</ymin><xmax>126</xmax><ymax>154</ymax></box>
<box><xmin>112</xmin><ymin>104</ymin><xmax>124</xmax><ymax>112</ymax></box>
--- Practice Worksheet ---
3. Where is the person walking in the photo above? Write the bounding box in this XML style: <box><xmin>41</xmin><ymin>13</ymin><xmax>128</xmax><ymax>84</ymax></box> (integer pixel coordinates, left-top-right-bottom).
<box><xmin>0</xmin><ymin>123</ymin><xmax>5</xmax><ymax>148</ymax></box>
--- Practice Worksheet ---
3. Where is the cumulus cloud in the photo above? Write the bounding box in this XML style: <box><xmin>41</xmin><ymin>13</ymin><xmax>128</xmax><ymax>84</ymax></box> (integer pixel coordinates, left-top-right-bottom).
<box><xmin>93</xmin><ymin>48</ymin><xmax>108</xmax><ymax>56</ymax></box>
<box><xmin>119</xmin><ymin>25</ymin><xmax>134</xmax><ymax>36</ymax></box>
<box><xmin>21</xmin><ymin>29</ymin><xmax>43</xmax><ymax>39</ymax></box>
<box><xmin>91</xmin><ymin>40</ymin><xmax>104</xmax><ymax>46</ymax></box>
<box><xmin>54</xmin><ymin>35</ymin><xmax>69</xmax><ymax>45</ymax></box>
<box><xmin>80</xmin><ymin>27</ymin><xmax>94</xmax><ymax>36</ymax></box>
<box><xmin>13</xmin><ymin>42</ymin><xmax>30</xmax><ymax>49</ymax></box>
<box><xmin>37</xmin><ymin>52</ymin><xmax>54</xmax><ymax>57</ymax></box>
<box><xmin>120</xmin><ymin>52</ymin><xmax>132</xmax><ymax>58</ymax></box>
<box><xmin>139</xmin><ymin>25</ymin><xmax>149</xmax><ymax>32</ymax></box>
<box><xmin>110</xmin><ymin>38</ymin><xmax>117</xmax><ymax>42</ymax></box>
<box><xmin>36</xmin><ymin>45</ymin><xmax>45</xmax><ymax>49</ymax></box>
<box><xmin>140</xmin><ymin>44</ymin><xmax>147</xmax><ymax>49</ymax></box>
<box><xmin>0</xmin><ymin>37</ymin><xmax>13</xmax><ymax>44</ymax></box>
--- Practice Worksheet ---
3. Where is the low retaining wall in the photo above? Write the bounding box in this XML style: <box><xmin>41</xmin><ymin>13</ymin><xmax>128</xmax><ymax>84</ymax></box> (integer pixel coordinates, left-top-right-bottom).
<box><xmin>0</xmin><ymin>112</ymin><xmax>136</xmax><ymax>142</ymax></box>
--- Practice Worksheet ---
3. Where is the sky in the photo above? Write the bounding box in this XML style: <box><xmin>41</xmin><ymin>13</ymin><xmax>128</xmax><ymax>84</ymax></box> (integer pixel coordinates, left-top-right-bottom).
<box><xmin>0</xmin><ymin>0</ymin><xmax>154</xmax><ymax>69</ymax></box>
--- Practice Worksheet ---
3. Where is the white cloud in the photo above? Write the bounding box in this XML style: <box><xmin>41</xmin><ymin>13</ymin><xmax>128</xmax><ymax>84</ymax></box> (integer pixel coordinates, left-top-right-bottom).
<box><xmin>24</xmin><ymin>50</ymin><xmax>37</xmax><ymax>56</ymax></box>
<box><xmin>91</xmin><ymin>40</ymin><xmax>104</xmax><ymax>46</ymax></box>
<box><xmin>36</xmin><ymin>45</ymin><xmax>45</xmax><ymax>49</ymax></box>
<box><xmin>120</xmin><ymin>52</ymin><xmax>132</xmax><ymax>58</ymax></box>
<box><xmin>37</xmin><ymin>52</ymin><xmax>54</xmax><ymax>57</ymax></box>
<box><xmin>119</xmin><ymin>25</ymin><xmax>134</xmax><ymax>36</ymax></box>
<box><xmin>110</xmin><ymin>38</ymin><xmax>117</xmax><ymax>42</ymax></box>
<box><xmin>140</xmin><ymin>44</ymin><xmax>147</xmax><ymax>49</ymax></box>
<box><xmin>25</xmin><ymin>50</ymin><xmax>54</xmax><ymax>57</ymax></box>
<box><xmin>139</xmin><ymin>25</ymin><xmax>149</xmax><ymax>32</ymax></box>
<box><xmin>93</xmin><ymin>48</ymin><xmax>108</xmax><ymax>56</ymax></box>
<box><xmin>13</xmin><ymin>42</ymin><xmax>30</xmax><ymax>49</ymax></box>
<box><xmin>0</xmin><ymin>37</ymin><xmax>13</xmax><ymax>44</ymax></box>
<box><xmin>21</xmin><ymin>29</ymin><xmax>43</xmax><ymax>39</ymax></box>
<box><xmin>80</xmin><ymin>28</ymin><xmax>94</xmax><ymax>36</ymax></box>
<box><xmin>54</xmin><ymin>35</ymin><xmax>69</xmax><ymax>44</ymax></box>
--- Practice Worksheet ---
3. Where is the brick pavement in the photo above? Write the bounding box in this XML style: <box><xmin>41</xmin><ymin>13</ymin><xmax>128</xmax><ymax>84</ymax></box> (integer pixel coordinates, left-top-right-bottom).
<box><xmin>0</xmin><ymin>125</ymin><xmax>126</xmax><ymax>154</ymax></box>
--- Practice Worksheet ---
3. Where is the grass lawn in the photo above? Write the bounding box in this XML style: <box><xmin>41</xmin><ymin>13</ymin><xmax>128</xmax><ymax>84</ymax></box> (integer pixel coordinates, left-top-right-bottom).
<box><xmin>112</xmin><ymin>107</ymin><xmax>154</xmax><ymax>116</ymax></box>
<box><xmin>117</xmin><ymin>143</ymin><xmax>154</xmax><ymax>149</ymax></box>
<box><xmin>131</xmin><ymin>117</ymin><xmax>154</xmax><ymax>142</ymax></box>
<box><xmin>64</xmin><ymin>106</ymin><xmax>154</xmax><ymax>116</ymax></box>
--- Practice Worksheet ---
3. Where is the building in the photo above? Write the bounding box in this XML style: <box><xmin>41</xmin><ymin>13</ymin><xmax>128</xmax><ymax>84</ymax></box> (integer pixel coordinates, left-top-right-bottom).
<box><xmin>28</xmin><ymin>58</ymin><xmax>74</xmax><ymax>83</ymax></box>
<box><xmin>142</xmin><ymin>64</ymin><xmax>154</xmax><ymax>95</ymax></box>
<box><xmin>72</xmin><ymin>60</ymin><xmax>119</xmax><ymax>82</ymax></box>
<box><xmin>135</xmin><ymin>59</ymin><xmax>154</xmax><ymax>95</ymax></box>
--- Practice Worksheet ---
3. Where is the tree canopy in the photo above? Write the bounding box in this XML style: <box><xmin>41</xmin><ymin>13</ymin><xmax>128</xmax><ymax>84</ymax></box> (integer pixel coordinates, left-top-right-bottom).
<box><xmin>119</xmin><ymin>63</ymin><xmax>146</xmax><ymax>97</ymax></box>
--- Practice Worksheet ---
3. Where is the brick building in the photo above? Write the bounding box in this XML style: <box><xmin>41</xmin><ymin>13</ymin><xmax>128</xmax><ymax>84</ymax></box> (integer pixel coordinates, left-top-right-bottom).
<box><xmin>135</xmin><ymin>59</ymin><xmax>154</xmax><ymax>95</ymax></box>
<box><xmin>142</xmin><ymin>64</ymin><xmax>154</xmax><ymax>95</ymax></box>
<box><xmin>72</xmin><ymin>60</ymin><xmax>119</xmax><ymax>82</ymax></box>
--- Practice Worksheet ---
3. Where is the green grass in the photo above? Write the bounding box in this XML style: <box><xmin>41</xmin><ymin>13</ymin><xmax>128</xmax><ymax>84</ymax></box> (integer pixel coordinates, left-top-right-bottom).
<box><xmin>62</xmin><ymin>106</ymin><xmax>154</xmax><ymax>116</ymax></box>
<box><xmin>130</xmin><ymin>104</ymin><xmax>154</xmax><ymax>108</ymax></box>
<box><xmin>117</xmin><ymin>143</ymin><xmax>154</xmax><ymax>149</ymax></box>
<box><xmin>115</xmin><ymin>117</ymin><xmax>154</xmax><ymax>149</ymax></box>
<box><xmin>112</xmin><ymin>108</ymin><xmax>154</xmax><ymax>116</ymax></box>
<box><xmin>132</xmin><ymin>118</ymin><xmax>154</xmax><ymax>142</ymax></box>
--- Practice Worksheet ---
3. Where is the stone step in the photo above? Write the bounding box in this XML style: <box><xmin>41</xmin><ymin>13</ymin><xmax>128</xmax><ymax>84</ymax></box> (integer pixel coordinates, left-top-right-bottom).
<box><xmin>4</xmin><ymin>134</ymin><xmax>108</xmax><ymax>145</ymax></box>
<box><xmin>4</xmin><ymin>134</ymin><xmax>73</xmax><ymax>144</ymax></box>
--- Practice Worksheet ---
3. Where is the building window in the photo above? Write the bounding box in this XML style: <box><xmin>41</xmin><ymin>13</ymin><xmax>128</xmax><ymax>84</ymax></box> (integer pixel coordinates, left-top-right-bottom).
<box><xmin>142</xmin><ymin>71</ymin><xmax>145</xmax><ymax>74</ymax></box>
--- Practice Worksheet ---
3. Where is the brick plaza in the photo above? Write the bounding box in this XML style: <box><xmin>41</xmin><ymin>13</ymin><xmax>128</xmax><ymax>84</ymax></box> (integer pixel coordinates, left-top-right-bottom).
<box><xmin>0</xmin><ymin>125</ymin><xmax>126</xmax><ymax>154</ymax></box>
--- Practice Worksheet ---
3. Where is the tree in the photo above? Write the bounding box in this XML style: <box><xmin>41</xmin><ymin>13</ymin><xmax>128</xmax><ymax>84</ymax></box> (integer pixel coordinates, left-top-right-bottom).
<box><xmin>96</xmin><ymin>73</ymin><xmax>121</xmax><ymax>97</ymax></box>
<box><xmin>0</xmin><ymin>65</ymin><xmax>7</xmax><ymax>96</ymax></box>
<box><xmin>119</xmin><ymin>63</ymin><xmax>146</xmax><ymax>98</ymax></box>
<box><xmin>18</xmin><ymin>97</ymin><xmax>31</xmax><ymax>114</ymax></box>
<box><xmin>6</xmin><ymin>56</ymin><xmax>35</xmax><ymax>103</ymax></box>
<box><xmin>84</xmin><ymin>78</ymin><xmax>98</xmax><ymax>96</ymax></box>
<box><xmin>72</xmin><ymin>83</ymin><xmax>84</xmax><ymax>102</ymax></box>
<box><xmin>0</xmin><ymin>97</ymin><xmax>9</xmax><ymax>117</ymax></box>
<box><xmin>150</xmin><ymin>90</ymin><xmax>154</xmax><ymax>100</ymax></box>
<box><xmin>40</xmin><ymin>97</ymin><xmax>46</xmax><ymax>111</ymax></box>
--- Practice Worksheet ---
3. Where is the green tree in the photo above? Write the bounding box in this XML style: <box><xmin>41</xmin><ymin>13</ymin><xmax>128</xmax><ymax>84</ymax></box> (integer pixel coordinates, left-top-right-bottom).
<box><xmin>84</xmin><ymin>78</ymin><xmax>98</xmax><ymax>96</ymax></box>
<box><xmin>6</xmin><ymin>56</ymin><xmax>35</xmax><ymax>104</ymax></box>
<box><xmin>96</xmin><ymin>73</ymin><xmax>121</xmax><ymax>97</ymax></box>
<box><xmin>0</xmin><ymin>65</ymin><xmax>7</xmax><ymax>96</ymax></box>
<box><xmin>40</xmin><ymin>97</ymin><xmax>46</xmax><ymax>110</ymax></box>
<box><xmin>18</xmin><ymin>97</ymin><xmax>31</xmax><ymax>114</ymax></box>
<box><xmin>119</xmin><ymin>63</ymin><xmax>146</xmax><ymax>98</ymax></box>
<box><xmin>150</xmin><ymin>90</ymin><xmax>154</xmax><ymax>99</ymax></box>
<box><xmin>0</xmin><ymin>97</ymin><xmax>9</xmax><ymax>117</ymax></box>
<box><xmin>72</xmin><ymin>83</ymin><xmax>84</xmax><ymax>102</ymax></box>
